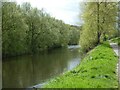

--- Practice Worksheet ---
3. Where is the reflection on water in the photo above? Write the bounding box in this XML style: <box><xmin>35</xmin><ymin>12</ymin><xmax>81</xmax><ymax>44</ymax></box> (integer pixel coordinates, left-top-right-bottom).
<box><xmin>0</xmin><ymin>60</ymin><xmax>2</xmax><ymax>89</ymax></box>
<box><xmin>67</xmin><ymin>58</ymin><xmax>80</xmax><ymax>70</ymax></box>
<box><xmin>2</xmin><ymin>45</ymin><xmax>81</xmax><ymax>88</ymax></box>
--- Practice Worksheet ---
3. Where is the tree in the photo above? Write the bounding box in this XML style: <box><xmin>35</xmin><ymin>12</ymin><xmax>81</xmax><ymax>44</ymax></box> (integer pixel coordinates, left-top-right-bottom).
<box><xmin>68</xmin><ymin>25</ymin><xmax>80</xmax><ymax>45</ymax></box>
<box><xmin>0</xmin><ymin>1</ymin><xmax>2</xmax><ymax>57</ymax></box>
<box><xmin>118</xmin><ymin>1</ymin><xmax>120</xmax><ymax>37</ymax></box>
<box><xmin>79</xmin><ymin>2</ymin><xmax>118</xmax><ymax>52</ymax></box>
<box><xmin>2</xmin><ymin>2</ymin><xmax>80</xmax><ymax>57</ymax></box>
<box><xmin>2</xmin><ymin>2</ymin><xmax>28</xmax><ymax>57</ymax></box>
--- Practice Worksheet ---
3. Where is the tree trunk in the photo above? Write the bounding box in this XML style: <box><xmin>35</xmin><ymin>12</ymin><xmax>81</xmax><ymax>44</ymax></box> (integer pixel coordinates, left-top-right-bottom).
<box><xmin>97</xmin><ymin>2</ymin><xmax>101</xmax><ymax>45</ymax></box>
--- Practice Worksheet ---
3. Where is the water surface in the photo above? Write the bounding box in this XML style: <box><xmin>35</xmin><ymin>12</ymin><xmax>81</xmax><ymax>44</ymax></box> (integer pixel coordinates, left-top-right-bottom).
<box><xmin>2</xmin><ymin>45</ymin><xmax>81</xmax><ymax>88</ymax></box>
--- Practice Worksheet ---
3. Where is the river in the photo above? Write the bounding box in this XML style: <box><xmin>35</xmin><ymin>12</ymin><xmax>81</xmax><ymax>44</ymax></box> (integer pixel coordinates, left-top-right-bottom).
<box><xmin>2</xmin><ymin>45</ymin><xmax>81</xmax><ymax>88</ymax></box>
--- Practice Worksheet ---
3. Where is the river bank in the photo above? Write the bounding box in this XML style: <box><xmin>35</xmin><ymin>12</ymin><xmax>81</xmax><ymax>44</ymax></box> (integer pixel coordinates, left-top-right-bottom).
<box><xmin>43</xmin><ymin>42</ymin><xmax>118</xmax><ymax>88</ymax></box>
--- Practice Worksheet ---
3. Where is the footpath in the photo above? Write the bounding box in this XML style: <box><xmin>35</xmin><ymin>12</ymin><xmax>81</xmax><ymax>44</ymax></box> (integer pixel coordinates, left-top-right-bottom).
<box><xmin>110</xmin><ymin>43</ymin><xmax>120</xmax><ymax>83</ymax></box>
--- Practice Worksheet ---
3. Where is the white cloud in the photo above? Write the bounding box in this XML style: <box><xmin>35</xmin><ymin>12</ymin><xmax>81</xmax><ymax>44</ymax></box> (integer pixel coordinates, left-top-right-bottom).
<box><xmin>15</xmin><ymin>0</ymin><xmax>83</xmax><ymax>25</ymax></box>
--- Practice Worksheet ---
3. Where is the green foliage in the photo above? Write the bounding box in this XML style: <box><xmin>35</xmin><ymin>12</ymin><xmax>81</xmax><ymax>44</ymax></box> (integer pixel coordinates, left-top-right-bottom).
<box><xmin>44</xmin><ymin>42</ymin><xmax>118</xmax><ymax>88</ymax></box>
<box><xmin>79</xmin><ymin>2</ymin><xmax>118</xmax><ymax>52</ymax></box>
<box><xmin>2</xmin><ymin>2</ymin><xmax>80</xmax><ymax>57</ymax></box>
<box><xmin>68</xmin><ymin>25</ymin><xmax>80</xmax><ymax>45</ymax></box>
<box><xmin>2</xmin><ymin>2</ymin><xmax>28</xmax><ymax>57</ymax></box>
<box><xmin>110</xmin><ymin>37</ymin><xmax>120</xmax><ymax>46</ymax></box>
<box><xmin>119</xmin><ymin>2</ymin><xmax>120</xmax><ymax>39</ymax></box>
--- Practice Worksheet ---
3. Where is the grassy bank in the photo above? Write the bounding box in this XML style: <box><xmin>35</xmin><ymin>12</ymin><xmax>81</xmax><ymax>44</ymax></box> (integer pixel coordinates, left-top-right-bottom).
<box><xmin>43</xmin><ymin>42</ymin><xmax>118</xmax><ymax>88</ymax></box>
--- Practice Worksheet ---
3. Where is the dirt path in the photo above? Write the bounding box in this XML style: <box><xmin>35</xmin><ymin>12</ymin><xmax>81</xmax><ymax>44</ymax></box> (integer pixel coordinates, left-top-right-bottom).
<box><xmin>110</xmin><ymin>43</ymin><xmax>120</xmax><ymax>84</ymax></box>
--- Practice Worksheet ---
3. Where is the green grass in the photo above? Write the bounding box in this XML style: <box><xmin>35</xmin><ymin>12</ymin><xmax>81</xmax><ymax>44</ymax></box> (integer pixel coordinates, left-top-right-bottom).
<box><xmin>110</xmin><ymin>37</ymin><xmax>120</xmax><ymax>46</ymax></box>
<box><xmin>43</xmin><ymin>42</ymin><xmax>118</xmax><ymax>88</ymax></box>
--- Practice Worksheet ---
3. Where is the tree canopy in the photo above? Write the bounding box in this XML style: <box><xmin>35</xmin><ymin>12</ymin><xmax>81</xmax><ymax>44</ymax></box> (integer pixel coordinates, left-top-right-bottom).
<box><xmin>2</xmin><ymin>2</ymin><xmax>80</xmax><ymax>57</ymax></box>
<box><xmin>79</xmin><ymin>2</ymin><xmax>118</xmax><ymax>52</ymax></box>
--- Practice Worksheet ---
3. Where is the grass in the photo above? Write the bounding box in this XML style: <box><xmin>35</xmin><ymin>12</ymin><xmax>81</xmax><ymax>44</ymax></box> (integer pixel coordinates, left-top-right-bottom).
<box><xmin>110</xmin><ymin>37</ymin><xmax>120</xmax><ymax>46</ymax></box>
<box><xmin>43</xmin><ymin>42</ymin><xmax>118</xmax><ymax>88</ymax></box>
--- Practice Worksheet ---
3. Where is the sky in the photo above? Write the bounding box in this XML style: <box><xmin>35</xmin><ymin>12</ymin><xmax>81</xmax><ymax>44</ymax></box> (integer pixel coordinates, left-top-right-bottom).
<box><xmin>14</xmin><ymin>0</ymin><xmax>83</xmax><ymax>26</ymax></box>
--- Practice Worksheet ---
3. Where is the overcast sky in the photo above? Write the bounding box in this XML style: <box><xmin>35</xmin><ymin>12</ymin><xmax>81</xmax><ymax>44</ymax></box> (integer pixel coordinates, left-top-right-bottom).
<box><xmin>14</xmin><ymin>0</ymin><xmax>83</xmax><ymax>26</ymax></box>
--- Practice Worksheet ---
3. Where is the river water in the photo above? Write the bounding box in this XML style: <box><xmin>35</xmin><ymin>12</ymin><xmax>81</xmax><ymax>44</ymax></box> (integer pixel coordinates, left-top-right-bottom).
<box><xmin>2</xmin><ymin>45</ymin><xmax>81</xmax><ymax>88</ymax></box>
